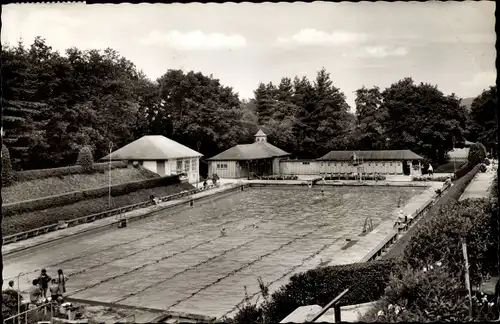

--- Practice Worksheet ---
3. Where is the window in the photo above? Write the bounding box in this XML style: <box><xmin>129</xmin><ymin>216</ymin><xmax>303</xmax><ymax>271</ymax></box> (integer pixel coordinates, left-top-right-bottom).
<box><xmin>217</xmin><ymin>163</ymin><xmax>228</xmax><ymax>170</ymax></box>
<box><xmin>375</xmin><ymin>163</ymin><xmax>378</xmax><ymax>166</ymax></box>
<box><xmin>184</xmin><ymin>159</ymin><xmax>190</xmax><ymax>172</ymax></box>
<box><xmin>389</xmin><ymin>162</ymin><xmax>393</xmax><ymax>166</ymax></box>
<box><xmin>192</xmin><ymin>159</ymin><xmax>197</xmax><ymax>171</ymax></box>
<box><xmin>302</xmin><ymin>161</ymin><xmax>310</xmax><ymax>165</ymax></box>
<box><xmin>176</xmin><ymin>159</ymin><xmax>182</xmax><ymax>172</ymax></box>
<box><xmin>368</xmin><ymin>163</ymin><xmax>371</xmax><ymax>166</ymax></box>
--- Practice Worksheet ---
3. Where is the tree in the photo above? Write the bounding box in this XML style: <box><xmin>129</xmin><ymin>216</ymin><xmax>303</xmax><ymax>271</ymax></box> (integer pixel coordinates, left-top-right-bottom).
<box><xmin>467</xmin><ymin>142</ymin><xmax>487</xmax><ymax>166</ymax></box>
<box><xmin>381</xmin><ymin>78</ymin><xmax>468</xmax><ymax>164</ymax></box>
<box><xmin>1</xmin><ymin>146</ymin><xmax>15</xmax><ymax>186</ymax></box>
<box><xmin>467</xmin><ymin>86</ymin><xmax>497</xmax><ymax>155</ymax></box>
<box><xmin>76</xmin><ymin>146</ymin><xmax>94</xmax><ymax>173</ymax></box>
<box><xmin>355</xmin><ymin>86</ymin><xmax>387</xmax><ymax>150</ymax></box>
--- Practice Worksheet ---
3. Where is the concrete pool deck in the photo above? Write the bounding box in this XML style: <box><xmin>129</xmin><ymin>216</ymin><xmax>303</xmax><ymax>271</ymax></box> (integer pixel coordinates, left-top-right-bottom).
<box><xmin>4</xmin><ymin>181</ymin><xmax>443</xmax><ymax>320</ymax></box>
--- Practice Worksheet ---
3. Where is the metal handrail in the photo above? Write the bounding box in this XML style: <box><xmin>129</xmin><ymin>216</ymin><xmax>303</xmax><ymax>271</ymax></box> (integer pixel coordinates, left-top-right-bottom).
<box><xmin>310</xmin><ymin>288</ymin><xmax>350</xmax><ymax>322</ymax></box>
<box><xmin>3</xmin><ymin>184</ymin><xmax>218</xmax><ymax>245</ymax></box>
<box><xmin>4</xmin><ymin>300</ymin><xmax>53</xmax><ymax>323</ymax></box>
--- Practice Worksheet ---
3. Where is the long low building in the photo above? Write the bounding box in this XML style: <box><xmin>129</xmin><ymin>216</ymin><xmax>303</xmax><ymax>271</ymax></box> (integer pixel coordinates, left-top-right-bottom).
<box><xmin>300</xmin><ymin>150</ymin><xmax>424</xmax><ymax>176</ymax></box>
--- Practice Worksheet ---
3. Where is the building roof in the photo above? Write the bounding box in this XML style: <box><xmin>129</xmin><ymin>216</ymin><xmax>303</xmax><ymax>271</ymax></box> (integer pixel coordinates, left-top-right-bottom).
<box><xmin>101</xmin><ymin>135</ymin><xmax>203</xmax><ymax>161</ymax></box>
<box><xmin>317</xmin><ymin>150</ymin><xmax>424</xmax><ymax>161</ymax></box>
<box><xmin>255</xmin><ymin>129</ymin><xmax>266</xmax><ymax>136</ymax></box>
<box><xmin>207</xmin><ymin>142</ymin><xmax>290</xmax><ymax>161</ymax></box>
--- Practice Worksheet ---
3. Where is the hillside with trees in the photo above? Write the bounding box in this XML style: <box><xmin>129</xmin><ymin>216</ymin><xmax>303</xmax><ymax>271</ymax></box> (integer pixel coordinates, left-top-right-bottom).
<box><xmin>1</xmin><ymin>37</ymin><xmax>497</xmax><ymax>172</ymax></box>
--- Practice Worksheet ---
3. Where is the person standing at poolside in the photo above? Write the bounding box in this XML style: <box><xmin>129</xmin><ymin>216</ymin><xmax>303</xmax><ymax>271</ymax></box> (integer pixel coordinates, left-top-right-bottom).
<box><xmin>37</xmin><ymin>269</ymin><xmax>51</xmax><ymax>299</ymax></box>
<box><xmin>427</xmin><ymin>164</ymin><xmax>433</xmax><ymax>176</ymax></box>
<box><xmin>29</xmin><ymin>279</ymin><xmax>43</xmax><ymax>305</ymax></box>
<box><xmin>57</xmin><ymin>269</ymin><xmax>68</xmax><ymax>295</ymax></box>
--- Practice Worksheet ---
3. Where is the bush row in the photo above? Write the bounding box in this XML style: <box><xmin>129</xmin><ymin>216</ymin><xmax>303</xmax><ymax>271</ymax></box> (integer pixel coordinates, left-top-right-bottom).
<box><xmin>322</xmin><ymin>174</ymin><xmax>386</xmax><ymax>181</ymax></box>
<box><xmin>15</xmin><ymin>161</ymin><xmax>128</xmax><ymax>182</ymax></box>
<box><xmin>258</xmin><ymin>260</ymin><xmax>398</xmax><ymax>324</ymax></box>
<box><xmin>3</xmin><ymin>175</ymin><xmax>180</xmax><ymax>217</ymax></box>
<box><xmin>412</xmin><ymin>175</ymin><xmax>451</xmax><ymax>182</ymax></box>
<box><xmin>454</xmin><ymin>162</ymin><xmax>475</xmax><ymax>180</ymax></box>
<box><xmin>260</xmin><ymin>175</ymin><xmax>299</xmax><ymax>180</ymax></box>
<box><xmin>363</xmin><ymin>198</ymin><xmax>498</xmax><ymax>322</ymax></box>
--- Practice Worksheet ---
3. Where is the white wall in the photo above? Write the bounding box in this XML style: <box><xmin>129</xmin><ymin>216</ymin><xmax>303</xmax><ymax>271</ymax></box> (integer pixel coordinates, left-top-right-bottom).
<box><xmin>137</xmin><ymin>158</ymin><xmax>200</xmax><ymax>184</ymax></box>
<box><xmin>142</xmin><ymin>160</ymin><xmax>157</xmax><ymax>173</ymax></box>
<box><xmin>279</xmin><ymin>160</ymin><xmax>408</xmax><ymax>175</ymax></box>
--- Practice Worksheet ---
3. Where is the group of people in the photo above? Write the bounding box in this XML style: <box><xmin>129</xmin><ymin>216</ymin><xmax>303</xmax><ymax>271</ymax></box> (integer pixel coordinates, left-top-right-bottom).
<box><xmin>29</xmin><ymin>269</ymin><xmax>68</xmax><ymax>305</ymax></box>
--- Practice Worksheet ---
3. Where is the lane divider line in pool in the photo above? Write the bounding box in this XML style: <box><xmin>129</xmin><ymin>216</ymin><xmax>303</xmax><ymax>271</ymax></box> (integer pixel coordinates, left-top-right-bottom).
<box><xmin>66</xmin><ymin>235</ymin><xmax>253</xmax><ymax>297</ymax></box>
<box><xmin>111</xmin><ymin>237</ymin><xmax>261</xmax><ymax>304</ymax></box>
<box><xmin>3</xmin><ymin>184</ymin><xmax>248</xmax><ymax>258</ymax></box>
<box><xmin>221</xmin><ymin>236</ymin><xmax>347</xmax><ymax>319</ymax></box>
<box><xmin>164</xmin><ymin>228</ymin><xmax>328</xmax><ymax>311</ymax></box>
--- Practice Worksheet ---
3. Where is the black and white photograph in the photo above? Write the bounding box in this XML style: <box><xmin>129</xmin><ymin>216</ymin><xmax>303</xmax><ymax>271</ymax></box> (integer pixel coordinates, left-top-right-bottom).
<box><xmin>1</xmin><ymin>1</ymin><xmax>498</xmax><ymax>323</ymax></box>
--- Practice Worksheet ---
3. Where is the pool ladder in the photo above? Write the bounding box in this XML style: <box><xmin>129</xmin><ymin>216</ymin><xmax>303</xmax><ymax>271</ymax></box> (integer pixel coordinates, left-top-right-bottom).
<box><xmin>362</xmin><ymin>216</ymin><xmax>373</xmax><ymax>234</ymax></box>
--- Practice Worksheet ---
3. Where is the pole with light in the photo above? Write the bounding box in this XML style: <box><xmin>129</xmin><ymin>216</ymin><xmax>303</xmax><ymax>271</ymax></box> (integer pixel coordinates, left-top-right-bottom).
<box><xmin>17</xmin><ymin>272</ymin><xmax>26</xmax><ymax>321</ymax></box>
<box><xmin>197</xmin><ymin>141</ymin><xmax>201</xmax><ymax>189</ymax></box>
<box><xmin>108</xmin><ymin>141</ymin><xmax>113</xmax><ymax>209</ymax></box>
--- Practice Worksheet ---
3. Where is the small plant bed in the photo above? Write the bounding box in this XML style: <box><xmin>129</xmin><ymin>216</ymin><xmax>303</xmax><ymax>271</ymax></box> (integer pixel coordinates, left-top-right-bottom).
<box><xmin>2</xmin><ymin>167</ymin><xmax>158</xmax><ymax>204</ymax></box>
<box><xmin>260</xmin><ymin>175</ymin><xmax>299</xmax><ymax>180</ymax></box>
<box><xmin>2</xmin><ymin>182</ymin><xmax>194</xmax><ymax>236</ymax></box>
<box><xmin>322</xmin><ymin>174</ymin><xmax>386</xmax><ymax>181</ymax></box>
<box><xmin>412</xmin><ymin>175</ymin><xmax>451</xmax><ymax>182</ymax></box>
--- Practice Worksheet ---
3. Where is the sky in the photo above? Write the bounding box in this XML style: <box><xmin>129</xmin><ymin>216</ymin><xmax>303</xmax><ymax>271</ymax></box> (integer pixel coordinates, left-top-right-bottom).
<box><xmin>2</xmin><ymin>2</ymin><xmax>496</xmax><ymax>110</ymax></box>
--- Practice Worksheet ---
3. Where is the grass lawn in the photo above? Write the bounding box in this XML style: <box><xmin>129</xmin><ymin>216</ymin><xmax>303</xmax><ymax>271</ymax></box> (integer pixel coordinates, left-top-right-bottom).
<box><xmin>435</xmin><ymin>161</ymin><xmax>466</xmax><ymax>173</ymax></box>
<box><xmin>2</xmin><ymin>182</ymin><xmax>194</xmax><ymax>236</ymax></box>
<box><xmin>2</xmin><ymin>168</ymin><xmax>158</xmax><ymax>204</ymax></box>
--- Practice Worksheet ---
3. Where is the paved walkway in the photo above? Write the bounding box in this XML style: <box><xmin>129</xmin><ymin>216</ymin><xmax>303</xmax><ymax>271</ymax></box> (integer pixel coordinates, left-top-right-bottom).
<box><xmin>459</xmin><ymin>163</ymin><xmax>497</xmax><ymax>201</ymax></box>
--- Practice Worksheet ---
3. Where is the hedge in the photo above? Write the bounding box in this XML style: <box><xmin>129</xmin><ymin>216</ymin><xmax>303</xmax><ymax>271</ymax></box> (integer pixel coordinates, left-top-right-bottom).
<box><xmin>259</xmin><ymin>260</ymin><xmax>397</xmax><ymax>324</ymax></box>
<box><xmin>412</xmin><ymin>176</ymin><xmax>451</xmax><ymax>182</ymax></box>
<box><xmin>382</xmin><ymin>163</ymin><xmax>480</xmax><ymax>260</ymax></box>
<box><xmin>468</xmin><ymin>142</ymin><xmax>487</xmax><ymax>166</ymax></box>
<box><xmin>454</xmin><ymin>162</ymin><xmax>474</xmax><ymax>180</ymax></box>
<box><xmin>2</xmin><ymin>175</ymin><xmax>180</xmax><ymax>217</ymax></box>
<box><xmin>15</xmin><ymin>161</ymin><xmax>128</xmax><ymax>182</ymax></box>
<box><xmin>323</xmin><ymin>174</ymin><xmax>386</xmax><ymax>181</ymax></box>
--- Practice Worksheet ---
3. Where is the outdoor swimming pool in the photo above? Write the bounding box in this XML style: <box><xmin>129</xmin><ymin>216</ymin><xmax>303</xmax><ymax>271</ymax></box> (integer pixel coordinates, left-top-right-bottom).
<box><xmin>5</xmin><ymin>186</ymin><xmax>426</xmax><ymax>319</ymax></box>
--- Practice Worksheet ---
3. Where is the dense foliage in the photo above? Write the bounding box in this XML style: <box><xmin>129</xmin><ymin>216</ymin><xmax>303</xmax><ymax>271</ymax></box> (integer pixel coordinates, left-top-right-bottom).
<box><xmin>230</xmin><ymin>260</ymin><xmax>397</xmax><ymax>324</ymax></box>
<box><xmin>467</xmin><ymin>86</ymin><xmax>498</xmax><ymax>155</ymax></box>
<box><xmin>403</xmin><ymin>199</ymin><xmax>497</xmax><ymax>284</ymax></box>
<box><xmin>2</xmin><ymin>38</ymin><xmax>494</xmax><ymax>173</ymax></box>
<box><xmin>468</xmin><ymin>142</ymin><xmax>488</xmax><ymax>166</ymax></box>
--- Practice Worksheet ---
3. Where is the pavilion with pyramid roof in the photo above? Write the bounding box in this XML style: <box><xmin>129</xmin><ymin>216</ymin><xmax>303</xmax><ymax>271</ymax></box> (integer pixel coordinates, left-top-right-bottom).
<box><xmin>207</xmin><ymin>129</ymin><xmax>291</xmax><ymax>179</ymax></box>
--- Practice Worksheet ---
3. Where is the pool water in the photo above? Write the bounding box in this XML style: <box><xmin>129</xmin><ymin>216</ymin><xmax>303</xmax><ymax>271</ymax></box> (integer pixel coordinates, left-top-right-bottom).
<box><xmin>5</xmin><ymin>186</ymin><xmax>425</xmax><ymax>319</ymax></box>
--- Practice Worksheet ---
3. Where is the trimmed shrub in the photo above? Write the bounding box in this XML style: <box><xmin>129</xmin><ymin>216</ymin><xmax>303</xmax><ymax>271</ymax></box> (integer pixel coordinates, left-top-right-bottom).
<box><xmin>485</xmin><ymin>158</ymin><xmax>491</xmax><ymax>166</ymax></box>
<box><xmin>412</xmin><ymin>176</ymin><xmax>451</xmax><ymax>182</ymax></box>
<box><xmin>479</xmin><ymin>164</ymin><xmax>487</xmax><ymax>173</ymax></box>
<box><xmin>454</xmin><ymin>162</ymin><xmax>473</xmax><ymax>180</ymax></box>
<box><xmin>15</xmin><ymin>161</ymin><xmax>128</xmax><ymax>182</ymax></box>
<box><xmin>2</xmin><ymin>145</ymin><xmax>15</xmax><ymax>186</ymax></box>
<box><xmin>2</xmin><ymin>175</ymin><xmax>180</xmax><ymax>217</ymax></box>
<box><xmin>323</xmin><ymin>174</ymin><xmax>386</xmax><ymax>181</ymax></box>
<box><xmin>402</xmin><ymin>199</ymin><xmax>496</xmax><ymax>284</ymax></box>
<box><xmin>257</xmin><ymin>260</ymin><xmax>397</xmax><ymax>324</ymax></box>
<box><xmin>76</xmin><ymin>146</ymin><xmax>94</xmax><ymax>173</ymax></box>
<box><xmin>468</xmin><ymin>142</ymin><xmax>487</xmax><ymax>166</ymax></box>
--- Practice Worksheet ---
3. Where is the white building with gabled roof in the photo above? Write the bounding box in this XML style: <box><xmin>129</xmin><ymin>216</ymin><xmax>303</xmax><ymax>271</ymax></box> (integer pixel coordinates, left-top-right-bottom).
<box><xmin>101</xmin><ymin>135</ymin><xmax>203</xmax><ymax>184</ymax></box>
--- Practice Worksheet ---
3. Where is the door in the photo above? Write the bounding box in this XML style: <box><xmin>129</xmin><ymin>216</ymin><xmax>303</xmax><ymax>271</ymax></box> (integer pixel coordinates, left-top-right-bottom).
<box><xmin>157</xmin><ymin>160</ymin><xmax>165</xmax><ymax>176</ymax></box>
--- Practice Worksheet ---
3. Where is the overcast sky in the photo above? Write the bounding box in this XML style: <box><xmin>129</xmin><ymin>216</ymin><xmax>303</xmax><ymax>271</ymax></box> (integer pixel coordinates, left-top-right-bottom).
<box><xmin>2</xmin><ymin>2</ymin><xmax>496</xmax><ymax>110</ymax></box>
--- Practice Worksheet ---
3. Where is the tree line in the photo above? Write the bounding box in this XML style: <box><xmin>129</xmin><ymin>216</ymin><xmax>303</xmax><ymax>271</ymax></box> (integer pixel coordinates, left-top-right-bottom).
<box><xmin>2</xmin><ymin>37</ymin><xmax>497</xmax><ymax>172</ymax></box>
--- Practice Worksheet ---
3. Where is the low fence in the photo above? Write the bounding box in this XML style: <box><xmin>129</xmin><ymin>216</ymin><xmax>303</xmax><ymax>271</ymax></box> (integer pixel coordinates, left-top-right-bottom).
<box><xmin>2</xmin><ymin>184</ymin><xmax>218</xmax><ymax>246</ymax></box>
<box><xmin>4</xmin><ymin>301</ymin><xmax>53</xmax><ymax>324</ymax></box>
